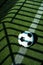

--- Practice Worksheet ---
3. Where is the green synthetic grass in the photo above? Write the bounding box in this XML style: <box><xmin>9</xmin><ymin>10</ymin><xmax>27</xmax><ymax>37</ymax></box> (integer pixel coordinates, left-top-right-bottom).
<box><xmin>0</xmin><ymin>47</ymin><xmax>9</xmax><ymax>62</ymax></box>
<box><xmin>0</xmin><ymin>0</ymin><xmax>43</xmax><ymax>65</ymax></box>
<box><xmin>23</xmin><ymin>58</ymin><xmax>41</xmax><ymax>65</ymax></box>
<box><xmin>22</xmin><ymin>14</ymin><xmax>43</xmax><ymax>65</ymax></box>
<box><xmin>2</xmin><ymin>57</ymin><xmax>12</xmax><ymax>65</ymax></box>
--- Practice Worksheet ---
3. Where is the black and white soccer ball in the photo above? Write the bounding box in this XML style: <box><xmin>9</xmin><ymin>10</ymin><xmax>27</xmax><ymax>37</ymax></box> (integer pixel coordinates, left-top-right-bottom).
<box><xmin>18</xmin><ymin>31</ymin><xmax>34</xmax><ymax>47</ymax></box>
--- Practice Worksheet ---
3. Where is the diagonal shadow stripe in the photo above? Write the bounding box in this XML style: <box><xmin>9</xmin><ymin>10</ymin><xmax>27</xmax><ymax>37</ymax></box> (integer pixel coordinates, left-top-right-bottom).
<box><xmin>28</xmin><ymin>47</ymin><xmax>43</xmax><ymax>54</ymax></box>
<box><xmin>0</xmin><ymin>44</ymin><xmax>8</xmax><ymax>52</ymax></box>
<box><xmin>1</xmin><ymin>39</ymin><xmax>40</xmax><ymax>64</ymax></box>
<box><xmin>0</xmin><ymin>1</ymin><xmax>43</xmax><ymax>65</ymax></box>
<box><xmin>17</xmin><ymin>13</ymin><xmax>43</xmax><ymax>20</ymax></box>
<box><xmin>0</xmin><ymin>54</ymin><xmax>10</xmax><ymax>65</ymax></box>
<box><xmin>0</xmin><ymin>26</ymin><xmax>43</xmax><ymax>42</ymax></box>
<box><xmin>4</xmin><ymin>22</ymin><xmax>43</xmax><ymax>32</ymax></box>
<box><xmin>0</xmin><ymin>36</ymin><xmax>5</xmax><ymax>41</ymax></box>
<box><xmin>7</xmin><ymin>9</ymin><xmax>43</xmax><ymax>16</ymax></box>
<box><xmin>7</xmin><ymin>24</ymin><xmax>43</xmax><ymax>32</ymax></box>
<box><xmin>0</xmin><ymin>29</ymin><xmax>3</xmax><ymax>32</ymax></box>
<box><xmin>1</xmin><ymin>39</ymin><xmax>43</xmax><ymax>55</ymax></box>
<box><xmin>5</xmin><ymin>27</ymin><xmax>43</xmax><ymax>36</ymax></box>
<box><xmin>15</xmin><ymin>18</ymin><xmax>43</xmax><ymax>25</ymax></box>
<box><xmin>3</xmin><ymin>13</ymin><xmax>43</xmax><ymax>20</ymax></box>
<box><xmin>0</xmin><ymin>32</ymin><xmax>43</xmax><ymax>46</ymax></box>
<box><xmin>2</xmin><ymin>23</ymin><xmax>15</xmax><ymax>65</ymax></box>
<box><xmin>22</xmin><ymin>4</ymin><xmax>43</xmax><ymax>11</ymax></box>
<box><xmin>25</xmin><ymin>2</ymin><xmax>43</xmax><ymax>7</ymax></box>
<box><xmin>37</xmin><ymin>42</ymin><xmax>43</xmax><ymax>46</ymax></box>
<box><xmin>10</xmin><ymin>42</ymin><xmax>43</xmax><ymax>54</ymax></box>
<box><xmin>14</xmin><ymin>8</ymin><xmax>43</xmax><ymax>62</ymax></box>
<box><xmin>16</xmin><ymin>1</ymin><xmax>42</xmax><ymax>6</ymax></box>
<box><xmin>0</xmin><ymin>18</ymin><xmax>43</xmax><ymax>26</ymax></box>
<box><xmin>15</xmin><ymin>4</ymin><xmax>43</xmax><ymax>11</ymax></box>
<box><xmin>21</xmin><ymin>9</ymin><xmax>43</xmax><ymax>16</ymax></box>
<box><xmin>1</xmin><ymin>33</ymin><xmax>43</xmax><ymax>41</ymax></box>
<box><xmin>27</xmin><ymin>0</ymin><xmax>43</xmax><ymax>3</ymax></box>
<box><xmin>0</xmin><ymin>0</ymin><xmax>19</xmax><ymax>21</ymax></box>
<box><xmin>15</xmin><ymin>4</ymin><xmax>39</xmax><ymax>10</ymax></box>
<box><xmin>10</xmin><ymin>0</ymin><xmax>26</xmax><ymax>22</ymax></box>
<box><xmin>13</xmin><ymin>52</ymin><xmax>43</xmax><ymax>63</ymax></box>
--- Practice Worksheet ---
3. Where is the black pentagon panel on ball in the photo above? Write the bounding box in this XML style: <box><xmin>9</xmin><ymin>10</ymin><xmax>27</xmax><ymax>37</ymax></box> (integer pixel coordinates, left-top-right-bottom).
<box><xmin>27</xmin><ymin>33</ymin><xmax>32</xmax><ymax>37</ymax></box>
<box><xmin>28</xmin><ymin>42</ymin><xmax>32</xmax><ymax>45</ymax></box>
<box><xmin>20</xmin><ymin>37</ymin><xmax>24</xmax><ymax>42</ymax></box>
<box><xmin>18</xmin><ymin>31</ymin><xmax>35</xmax><ymax>47</ymax></box>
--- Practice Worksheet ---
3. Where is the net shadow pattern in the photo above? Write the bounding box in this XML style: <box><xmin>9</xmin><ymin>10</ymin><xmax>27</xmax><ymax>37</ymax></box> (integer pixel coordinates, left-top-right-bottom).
<box><xmin>0</xmin><ymin>0</ymin><xmax>19</xmax><ymax>21</ymax></box>
<box><xmin>0</xmin><ymin>0</ymin><xmax>43</xmax><ymax>65</ymax></box>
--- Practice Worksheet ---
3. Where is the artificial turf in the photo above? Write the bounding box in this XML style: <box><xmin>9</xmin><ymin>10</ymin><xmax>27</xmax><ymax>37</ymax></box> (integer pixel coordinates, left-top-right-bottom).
<box><xmin>0</xmin><ymin>0</ymin><xmax>43</xmax><ymax>65</ymax></box>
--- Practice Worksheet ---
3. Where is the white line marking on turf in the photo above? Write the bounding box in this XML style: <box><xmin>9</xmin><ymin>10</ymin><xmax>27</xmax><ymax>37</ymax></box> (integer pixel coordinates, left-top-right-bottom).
<box><xmin>12</xmin><ymin>1</ymin><xmax>43</xmax><ymax>65</ymax></box>
<box><xmin>29</xmin><ymin>3</ymin><xmax>43</xmax><ymax>32</ymax></box>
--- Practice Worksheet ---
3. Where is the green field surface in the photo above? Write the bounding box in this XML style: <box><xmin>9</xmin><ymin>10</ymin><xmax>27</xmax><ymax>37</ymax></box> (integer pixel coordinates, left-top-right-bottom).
<box><xmin>0</xmin><ymin>0</ymin><xmax>43</xmax><ymax>65</ymax></box>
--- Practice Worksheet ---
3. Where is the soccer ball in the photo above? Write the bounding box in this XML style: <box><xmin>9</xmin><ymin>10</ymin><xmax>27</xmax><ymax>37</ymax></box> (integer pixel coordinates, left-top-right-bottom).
<box><xmin>18</xmin><ymin>31</ymin><xmax>34</xmax><ymax>47</ymax></box>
